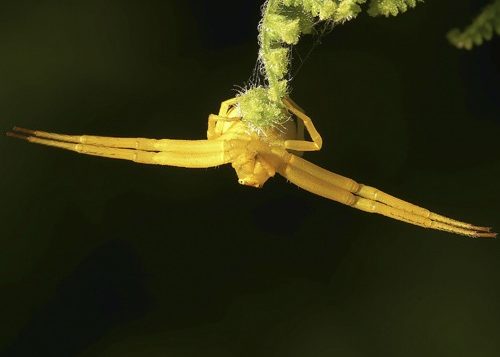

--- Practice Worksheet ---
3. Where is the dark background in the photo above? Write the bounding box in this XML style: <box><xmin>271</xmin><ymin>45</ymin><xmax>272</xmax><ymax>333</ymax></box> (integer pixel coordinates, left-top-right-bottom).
<box><xmin>1</xmin><ymin>1</ymin><xmax>499</xmax><ymax>356</ymax></box>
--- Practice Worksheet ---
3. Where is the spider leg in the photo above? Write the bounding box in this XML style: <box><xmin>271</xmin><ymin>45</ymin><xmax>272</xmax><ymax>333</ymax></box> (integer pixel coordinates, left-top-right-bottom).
<box><xmin>207</xmin><ymin>114</ymin><xmax>240</xmax><ymax>139</ymax></box>
<box><xmin>283</xmin><ymin>96</ymin><xmax>306</xmax><ymax>113</ymax></box>
<box><xmin>218</xmin><ymin>98</ymin><xmax>239</xmax><ymax>116</ymax></box>
<box><xmin>282</xmin><ymin>97</ymin><xmax>322</xmax><ymax>152</ymax></box>
<box><xmin>7</xmin><ymin>127</ymin><xmax>233</xmax><ymax>168</ymax></box>
<box><xmin>8</xmin><ymin>126</ymin><xmax>225</xmax><ymax>153</ymax></box>
<box><xmin>279</xmin><ymin>154</ymin><xmax>496</xmax><ymax>238</ymax></box>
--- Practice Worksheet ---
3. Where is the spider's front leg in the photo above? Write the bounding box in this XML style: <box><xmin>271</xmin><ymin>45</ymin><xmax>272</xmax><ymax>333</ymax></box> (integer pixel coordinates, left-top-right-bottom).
<box><xmin>278</xmin><ymin>153</ymin><xmax>496</xmax><ymax>238</ymax></box>
<box><xmin>273</xmin><ymin>99</ymin><xmax>495</xmax><ymax>237</ymax></box>
<box><xmin>7</xmin><ymin>127</ymin><xmax>235</xmax><ymax>168</ymax></box>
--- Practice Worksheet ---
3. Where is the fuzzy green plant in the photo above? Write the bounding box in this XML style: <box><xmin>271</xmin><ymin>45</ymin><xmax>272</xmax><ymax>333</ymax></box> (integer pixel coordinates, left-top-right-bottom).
<box><xmin>447</xmin><ymin>0</ymin><xmax>500</xmax><ymax>50</ymax></box>
<box><xmin>237</xmin><ymin>0</ymin><xmax>423</xmax><ymax>132</ymax></box>
<box><xmin>367</xmin><ymin>0</ymin><xmax>422</xmax><ymax>17</ymax></box>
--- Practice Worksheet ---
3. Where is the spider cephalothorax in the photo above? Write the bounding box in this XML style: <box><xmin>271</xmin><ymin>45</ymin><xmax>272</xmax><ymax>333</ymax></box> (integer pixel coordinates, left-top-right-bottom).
<box><xmin>208</xmin><ymin>98</ymin><xmax>301</xmax><ymax>188</ymax></box>
<box><xmin>7</xmin><ymin>97</ymin><xmax>496</xmax><ymax>238</ymax></box>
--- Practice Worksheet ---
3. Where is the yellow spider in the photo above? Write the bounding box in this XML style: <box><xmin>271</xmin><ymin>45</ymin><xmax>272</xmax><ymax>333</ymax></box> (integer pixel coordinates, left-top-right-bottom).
<box><xmin>7</xmin><ymin>97</ymin><xmax>496</xmax><ymax>238</ymax></box>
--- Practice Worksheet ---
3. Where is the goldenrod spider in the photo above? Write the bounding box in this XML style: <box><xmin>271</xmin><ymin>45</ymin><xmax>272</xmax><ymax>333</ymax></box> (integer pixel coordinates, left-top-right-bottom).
<box><xmin>7</xmin><ymin>96</ymin><xmax>496</xmax><ymax>238</ymax></box>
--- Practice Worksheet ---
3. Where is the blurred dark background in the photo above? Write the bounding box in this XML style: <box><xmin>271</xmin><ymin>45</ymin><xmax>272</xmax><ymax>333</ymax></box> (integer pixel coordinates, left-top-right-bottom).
<box><xmin>1</xmin><ymin>1</ymin><xmax>499</xmax><ymax>356</ymax></box>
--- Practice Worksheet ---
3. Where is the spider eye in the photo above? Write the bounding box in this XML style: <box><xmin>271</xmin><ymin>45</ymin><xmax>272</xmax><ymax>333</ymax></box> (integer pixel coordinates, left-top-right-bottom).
<box><xmin>238</xmin><ymin>178</ymin><xmax>262</xmax><ymax>188</ymax></box>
